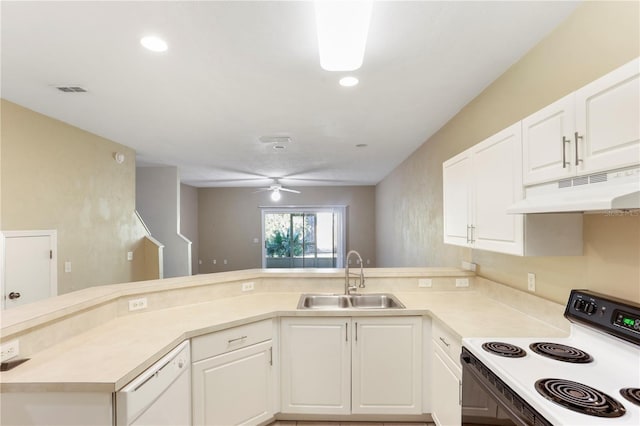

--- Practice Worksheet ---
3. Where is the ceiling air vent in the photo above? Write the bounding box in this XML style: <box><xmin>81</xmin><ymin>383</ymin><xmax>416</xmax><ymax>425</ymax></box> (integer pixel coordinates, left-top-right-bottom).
<box><xmin>55</xmin><ymin>86</ymin><xmax>87</xmax><ymax>93</ymax></box>
<box><xmin>259</xmin><ymin>136</ymin><xmax>292</xmax><ymax>144</ymax></box>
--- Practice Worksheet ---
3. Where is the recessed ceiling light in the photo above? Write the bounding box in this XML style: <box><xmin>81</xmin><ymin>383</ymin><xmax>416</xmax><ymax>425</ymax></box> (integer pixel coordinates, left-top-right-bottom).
<box><xmin>315</xmin><ymin>0</ymin><xmax>372</xmax><ymax>71</ymax></box>
<box><xmin>339</xmin><ymin>76</ymin><xmax>359</xmax><ymax>87</ymax></box>
<box><xmin>140</xmin><ymin>36</ymin><xmax>168</xmax><ymax>52</ymax></box>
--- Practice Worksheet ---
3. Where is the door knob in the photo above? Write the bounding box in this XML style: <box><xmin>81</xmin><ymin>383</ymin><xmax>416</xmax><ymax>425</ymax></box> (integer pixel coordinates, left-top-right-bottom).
<box><xmin>8</xmin><ymin>292</ymin><xmax>21</xmax><ymax>300</ymax></box>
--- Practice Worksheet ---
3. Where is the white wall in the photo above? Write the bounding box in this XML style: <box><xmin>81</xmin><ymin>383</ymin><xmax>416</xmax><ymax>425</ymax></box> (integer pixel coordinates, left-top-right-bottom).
<box><xmin>180</xmin><ymin>183</ymin><xmax>199</xmax><ymax>274</ymax></box>
<box><xmin>136</xmin><ymin>166</ymin><xmax>191</xmax><ymax>278</ymax></box>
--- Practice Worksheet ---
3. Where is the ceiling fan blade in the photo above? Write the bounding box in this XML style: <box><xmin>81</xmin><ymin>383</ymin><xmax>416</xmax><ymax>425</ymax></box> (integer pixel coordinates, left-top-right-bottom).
<box><xmin>280</xmin><ymin>187</ymin><xmax>301</xmax><ymax>194</ymax></box>
<box><xmin>252</xmin><ymin>188</ymin><xmax>271</xmax><ymax>193</ymax></box>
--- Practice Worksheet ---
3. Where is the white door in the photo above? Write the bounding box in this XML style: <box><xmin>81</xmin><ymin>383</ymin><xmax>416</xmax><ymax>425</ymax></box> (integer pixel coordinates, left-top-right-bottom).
<box><xmin>192</xmin><ymin>341</ymin><xmax>273</xmax><ymax>426</ymax></box>
<box><xmin>351</xmin><ymin>317</ymin><xmax>422</xmax><ymax>415</ymax></box>
<box><xmin>2</xmin><ymin>230</ymin><xmax>57</xmax><ymax>309</ymax></box>
<box><xmin>472</xmin><ymin>122</ymin><xmax>524</xmax><ymax>255</ymax></box>
<box><xmin>575</xmin><ymin>57</ymin><xmax>640</xmax><ymax>174</ymax></box>
<box><xmin>280</xmin><ymin>317</ymin><xmax>351</xmax><ymax>415</ymax></box>
<box><xmin>522</xmin><ymin>93</ymin><xmax>576</xmax><ymax>185</ymax></box>
<box><xmin>443</xmin><ymin>150</ymin><xmax>473</xmax><ymax>247</ymax></box>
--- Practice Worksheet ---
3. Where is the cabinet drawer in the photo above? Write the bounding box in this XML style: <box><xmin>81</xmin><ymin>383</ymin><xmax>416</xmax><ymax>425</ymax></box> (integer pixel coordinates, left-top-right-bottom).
<box><xmin>192</xmin><ymin>319</ymin><xmax>272</xmax><ymax>362</ymax></box>
<box><xmin>432</xmin><ymin>320</ymin><xmax>462</xmax><ymax>368</ymax></box>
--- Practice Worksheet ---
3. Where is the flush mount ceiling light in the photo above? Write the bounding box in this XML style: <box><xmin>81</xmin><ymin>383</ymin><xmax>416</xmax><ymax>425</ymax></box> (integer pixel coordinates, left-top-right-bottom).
<box><xmin>271</xmin><ymin>189</ymin><xmax>282</xmax><ymax>202</ymax></box>
<box><xmin>339</xmin><ymin>76</ymin><xmax>359</xmax><ymax>87</ymax></box>
<box><xmin>314</xmin><ymin>0</ymin><xmax>372</xmax><ymax>71</ymax></box>
<box><xmin>140</xmin><ymin>35</ymin><xmax>168</xmax><ymax>52</ymax></box>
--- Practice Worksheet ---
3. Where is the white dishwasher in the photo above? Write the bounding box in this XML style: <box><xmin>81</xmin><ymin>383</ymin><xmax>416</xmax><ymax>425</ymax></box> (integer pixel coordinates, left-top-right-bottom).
<box><xmin>116</xmin><ymin>341</ymin><xmax>191</xmax><ymax>426</ymax></box>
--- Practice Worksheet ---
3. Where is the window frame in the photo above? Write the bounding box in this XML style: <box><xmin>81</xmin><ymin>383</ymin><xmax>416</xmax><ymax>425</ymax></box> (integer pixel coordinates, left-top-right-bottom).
<box><xmin>260</xmin><ymin>206</ymin><xmax>346</xmax><ymax>269</ymax></box>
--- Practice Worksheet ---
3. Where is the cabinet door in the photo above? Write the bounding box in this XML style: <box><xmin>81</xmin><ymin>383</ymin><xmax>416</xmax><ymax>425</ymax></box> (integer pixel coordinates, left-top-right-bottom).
<box><xmin>522</xmin><ymin>93</ymin><xmax>576</xmax><ymax>185</ymax></box>
<box><xmin>443</xmin><ymin>150</ymin><xmax>473</xmax><ymax>247</ymax></box>
<box><xmin>472</xmin><ymin>122</ymin><xmax>524</xmax><ymax>255</ymax></box>
<box><xmin>431</xmin><ymin>344</ymin><xmax>461</xmax><ymax>426</ymax></box>
<box><xmin>192</xmin><ymin>341</ymin><xmax>273</xmax><ymax>426</ymax></box>
<box><xmin>352</xmin><ymin>317</ymin><xmax>422</xmax><ymax>415</ymax></box>
<box><xmin>280</xmin><ymin>317</ymin><xmax>351</xmax><ymax>415</ymax></box>
<box><xmin>576</xmin><ymin>58</ymin><xmax>640</xmax><ymax>174</ymax></box>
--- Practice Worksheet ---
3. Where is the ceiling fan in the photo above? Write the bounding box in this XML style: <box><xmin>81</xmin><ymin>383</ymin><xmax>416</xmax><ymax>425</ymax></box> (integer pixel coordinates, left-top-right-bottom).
<box><xmin>253</xmin><ymin>180</ymin><xmax>301</xmax><ymax>201</ymax></box>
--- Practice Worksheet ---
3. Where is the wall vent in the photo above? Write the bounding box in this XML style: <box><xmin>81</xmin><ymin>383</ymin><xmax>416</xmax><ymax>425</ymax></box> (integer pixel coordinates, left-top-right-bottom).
<box><xmin>573</xmin><ymin>176</ymin><xmax>589</xmax><ymax>186</ymax></box>
<box><xmin>56</xmin><ymin>86</ymin><xmax>87</xmax><ymax>93</ymax></box>
<box><xmin>558</xmin><ymin>179</ymin><xmax>572</xmax><ymax>188</ymax></box>
<box><xmin>590</xmin><ymin>173</ymin><xmax>608</xmax><ymax>184</ymax></box>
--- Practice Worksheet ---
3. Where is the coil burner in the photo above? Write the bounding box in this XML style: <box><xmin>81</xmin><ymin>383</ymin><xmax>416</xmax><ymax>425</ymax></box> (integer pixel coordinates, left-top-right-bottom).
<box><xmin>529</xmin><ymin>342</ymin><xmax>593</xmax><ymax>363</ymax></box>
<box><xmin>481</xmin><ymin>342</ymin><xmax>526</xmax><ymax>358</ymax></box>
<box><xmin>535</xmin><ymin>378</ymin><xmax>626</xmax><ymax>418</ymax></box>
<box><xmin>620</xmin><ymin>388</ymin><xmax>640</xmax><ymax>407</ymax></box>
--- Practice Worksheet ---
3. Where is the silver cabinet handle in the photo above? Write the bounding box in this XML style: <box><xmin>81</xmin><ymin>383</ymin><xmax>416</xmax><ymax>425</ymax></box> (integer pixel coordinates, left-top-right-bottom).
<box><xmin>269</xmin><ymin>347</ymin><xmax>273</xmax><ymax>366</ymax></box>
<box><xmin>345</xmin><ymin>322</ymin><xmax>348</xmax><ymax>342</ymax></box>
<box><xmin>439</xmin><ymin>336</ymin><xmax>451</xmax><ymax>347</ymax></box>
<box><xmin>466</xmin><ymin>225</ymin><xmax>470</xmax><ymax>244</ymax></box>
<box><xmin>355</xmin><ymin>322</ymin><xmax>358</xmax><ymax>342</ymax></box>
<box><xmin>574</xmin><ymin>132</ymin><xmax>583</xmax><ymax>166</ymax></box>
<box><xmin>227</xmin><ymin>335</ymin><xmax>247</xmax><ymax>344</ymax></box>
<box><xmin>562</xmin><ymin>136</ymin><xmax>571</xmax><ymax>168</ymax></box>
<box><xmin>469</xmin><ymin>225</ymin><xmax>475</xmax><ymax>244</ymax></box>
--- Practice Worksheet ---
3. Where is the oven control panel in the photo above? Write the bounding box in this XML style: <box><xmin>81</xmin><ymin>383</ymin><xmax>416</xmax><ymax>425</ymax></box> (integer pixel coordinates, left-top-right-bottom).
<box><xmin>565</xmin><ymin>289</ymin><xmax>640</xmax><ymax>346</ymax></box>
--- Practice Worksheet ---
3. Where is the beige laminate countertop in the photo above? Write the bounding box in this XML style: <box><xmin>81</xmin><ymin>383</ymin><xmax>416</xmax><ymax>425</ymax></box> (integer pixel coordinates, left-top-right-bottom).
<box><xmin>0</xmin><ymin>290</ymin><xmax>568</xmax><ymax>393</ymax></box>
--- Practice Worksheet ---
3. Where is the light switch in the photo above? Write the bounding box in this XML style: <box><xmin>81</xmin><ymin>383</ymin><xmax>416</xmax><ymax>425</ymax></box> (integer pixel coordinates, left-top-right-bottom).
<box><xmin>64</xmin><ymin>261</ymin><xmax>72</xmax><ymax>273</ymax></box>
<box><xmin>127</xmin><ymin>251</ymin><xmax>133</xmax><ymax>261</ymax></box>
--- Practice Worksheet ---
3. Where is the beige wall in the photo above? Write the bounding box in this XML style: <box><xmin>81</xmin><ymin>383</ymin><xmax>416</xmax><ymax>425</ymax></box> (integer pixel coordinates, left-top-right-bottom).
<box><xmin>198</xmin><ymin>186</ymin><xmax>376</xmax><ymax>273</ymax></box>
<box><xmin>1</xmin><ymin>100</ymin><xmax>148</xmax><ymax>294</ymax></box>
<box><xmin>181</xmin><ymin>183</ymin><xmax>199</xmax><ymax>274</ymax></box>
<box><xmin>376</xmin><ymin>1</ymin><xmax>640</xmax><ymax>304</ymax></box>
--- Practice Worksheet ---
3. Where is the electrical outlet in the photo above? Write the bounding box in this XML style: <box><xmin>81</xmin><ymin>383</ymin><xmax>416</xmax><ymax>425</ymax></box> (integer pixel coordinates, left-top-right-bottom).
<box><xmin>455</xmin><ymin>278</ymin><xmax>469</xmax><ymax>288</ymax></box>
<box><xmin>418</xmin><ymin>278</ymin><xmax>432</xmax><ymax>288</ymax></box>
<box><xmin>0</xmin><ymin>340</ymin><xmax>20</xmax><ymax>362</ymax></box>
<box><xmin>127</xmin><ymin>251</ymin><xmax>133</xmax><ymax>261</ymax></box>
<box><xmin>241</xmin><ymin>282</ymin><xmax>255</xmax><ymax>292</ymax></box>
<box><xmin>527</xmin><ymin>273</ymin><xmax>536</xmax><ymax>292</ymax></box>
<box><xmin>213</xmin><ymin>259</ymin><xmax>216</xmax><ymax>264</ymax></box>
<box><xmin>223</xmin><ymin>259</ymin><xmax>228</xmax><ymax>265</ymax></box>
<box><xmin>128</xmin><ymin>297</ymin><xmax>148</xmax><ymax>311</ymax></box>
<box><xmin>64</xmin><ymin>261</ymin><xmax>72</xmax><ymax>273</ymax></box>
<box><xmin>461</xmin><ymin>261</ymin><xmax>477</xmax><ymax>272</ymax></box>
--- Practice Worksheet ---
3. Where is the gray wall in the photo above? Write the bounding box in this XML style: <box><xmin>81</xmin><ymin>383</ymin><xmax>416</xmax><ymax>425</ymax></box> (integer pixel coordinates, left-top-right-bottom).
<box><xmin>180</xmin><ymin>183</ymin><xmax>199</xmax><ymax>275</ymax></box>
<box><xmin>375</xmin><ymin>1</ymin><xmax>640</xmax><ymax>304</ymax></box>
<box><xmin>136</xmin><ymin>166</ymin><xmax>191</xmax><ymax>278</ymax></box>
<box><xmin>198</xmin><ymin>186</ymin><xmax>376</xmax><ymax>273</ymax></box>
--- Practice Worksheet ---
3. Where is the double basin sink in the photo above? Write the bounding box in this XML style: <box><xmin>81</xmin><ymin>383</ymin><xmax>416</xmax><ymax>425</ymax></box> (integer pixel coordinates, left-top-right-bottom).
<box><xmin>297</xmin><ymin>293</ymin><xmax>405</xmax><ymax>310</ymax></box>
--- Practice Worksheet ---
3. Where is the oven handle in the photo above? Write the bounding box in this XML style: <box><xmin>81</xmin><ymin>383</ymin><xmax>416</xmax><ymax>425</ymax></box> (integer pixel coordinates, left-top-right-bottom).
<box><xmin>460</xmin><ymin>352</ymin><xmax>541</xmax><ymax>426</ymax></box>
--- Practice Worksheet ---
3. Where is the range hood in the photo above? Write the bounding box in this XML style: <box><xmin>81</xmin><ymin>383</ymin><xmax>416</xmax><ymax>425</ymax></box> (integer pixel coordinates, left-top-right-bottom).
<box><xmin>507</xmin><ymin>168</ymin><xmax>640</xmax><ymax>214</ymax></box>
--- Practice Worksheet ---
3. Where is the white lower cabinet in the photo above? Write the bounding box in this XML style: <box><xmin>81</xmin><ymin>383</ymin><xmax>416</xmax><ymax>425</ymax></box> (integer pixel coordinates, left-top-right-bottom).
<box><xmin>280</xmin><ymin>316</ymin><xmax>422</xmax><ymax>416</ymax></box>
<box><xmin>431</xmin><ymin>344</ymin><xmax>461</xmax><ymax>426</ymax></box>
<box><xmin>191</xmin><ymin>319</ymin><xmax>276</xmax><ymax>426</ymax></box>
<box><xmin>431</xmin><ymin>321</ymin><xmax>461</xmax><ymax>426</ymax></box>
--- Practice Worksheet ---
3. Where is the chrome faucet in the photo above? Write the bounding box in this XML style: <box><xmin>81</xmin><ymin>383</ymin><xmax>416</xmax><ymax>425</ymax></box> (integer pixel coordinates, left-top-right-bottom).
<box><xmin>345</xmin><ymin>250</ymin><xmax>365</xmax><ymax>295</ymax></box>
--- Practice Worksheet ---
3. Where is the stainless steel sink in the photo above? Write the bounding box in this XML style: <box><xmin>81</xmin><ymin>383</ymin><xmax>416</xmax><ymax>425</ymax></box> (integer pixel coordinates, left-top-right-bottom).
<box><xmin>297</xmin><ymin>293</ymin><xmax>405</xmax><ymax>310</ymax></box>
<box><xmin>349</xmin><ymin>293</ymin><xmax>405</xmax><ymax>309</ymax></box>
<box><xmin>298</xmin><ymin>294</ymin><xmax>350</xmax><ymax>309</ymax></box>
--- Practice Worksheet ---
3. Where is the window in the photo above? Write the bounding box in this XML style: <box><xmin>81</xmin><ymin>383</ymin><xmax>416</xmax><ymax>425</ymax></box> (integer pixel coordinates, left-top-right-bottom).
<box><xmin>261</xmin><ymin>207</ymin><xmax>345</xmax><ymax>268</ymax></box>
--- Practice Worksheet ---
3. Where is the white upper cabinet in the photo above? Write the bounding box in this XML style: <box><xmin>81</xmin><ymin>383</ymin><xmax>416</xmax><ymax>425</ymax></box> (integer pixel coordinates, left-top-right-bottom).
<box><xmin>522</xmin><ymin>93</ymin><xmax>576</xmax><ymax>185</ymax></box>
<box><xmin>443</xmin><ymin>122</ymin><xmax>524</xmax><ymax>256</ymax></box>
<box><xmin>471</xmin><ymin>123</ymin><xmax>524</xmax><ymax>255</ymax></box>
<box><xmin>523</xmin><ymin>58</ymin><xmax>640</xmax><ymax>186</ymax></box>
<box><xmin>575</xmin><ymin>58</ymin><xmax>640</xmax><ymax>174</ymax></box>
<box><xmin>442</xmin><ymin>150</ymin><xmax>473</xmax><ymax>247</ymax></box>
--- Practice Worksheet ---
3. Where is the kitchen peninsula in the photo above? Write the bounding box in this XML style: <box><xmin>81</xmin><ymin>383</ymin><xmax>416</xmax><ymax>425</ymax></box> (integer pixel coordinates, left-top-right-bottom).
<box><xmin>1</xmin><ymin>268</ymin><xmax>568</xmax><ymax>425</ymax></box>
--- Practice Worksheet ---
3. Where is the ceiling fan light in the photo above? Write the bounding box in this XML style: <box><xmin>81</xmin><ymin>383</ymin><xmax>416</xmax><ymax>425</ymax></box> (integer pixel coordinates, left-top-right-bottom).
<box><xmin>271</xmin><ymin>190</ymin><xmax>282</xmax><ymax>201</ymax></box>
<box><xmin>314</xmin><ymin>0</ymin><xmax>372</xmax><ymax>71</ymax></box>
<box><xmin>339</xmin><ymin>76</ymin><xmax>359</xmax><ymax>87</ymax></box>
<box><xmin>140</xmin><ymin>35</ymin><xmax>168</xmax><ymax>52</ymax></box>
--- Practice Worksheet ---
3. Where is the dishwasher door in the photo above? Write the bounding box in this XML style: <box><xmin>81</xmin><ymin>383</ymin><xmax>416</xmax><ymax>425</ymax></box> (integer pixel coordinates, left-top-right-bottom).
<box><xmin>116</xmin><ymin>341</ymin><xmax>191</xmax><ymax>426</ymax></box>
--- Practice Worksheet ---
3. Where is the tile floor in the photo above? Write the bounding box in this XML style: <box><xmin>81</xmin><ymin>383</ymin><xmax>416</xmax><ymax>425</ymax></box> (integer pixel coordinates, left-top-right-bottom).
<box><xmin>271</xmin><ymin>422</ymin><xmax>434</xmax><ymax>426</ymax></box>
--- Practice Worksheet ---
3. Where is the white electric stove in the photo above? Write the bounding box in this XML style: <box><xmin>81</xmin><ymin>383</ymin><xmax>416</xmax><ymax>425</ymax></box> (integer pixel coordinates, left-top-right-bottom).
<box><xmin>461</xmin><ymin>289</ymin><xmax>640</xmax><ymax>426</ymax></box>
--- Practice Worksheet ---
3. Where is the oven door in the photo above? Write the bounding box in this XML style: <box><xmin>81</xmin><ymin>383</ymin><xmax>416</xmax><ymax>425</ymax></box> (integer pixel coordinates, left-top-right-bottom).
<box><xmin>460</xmin><ymin>347</ymin><xmax>551</xmax><ymax>426</ymax></box>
